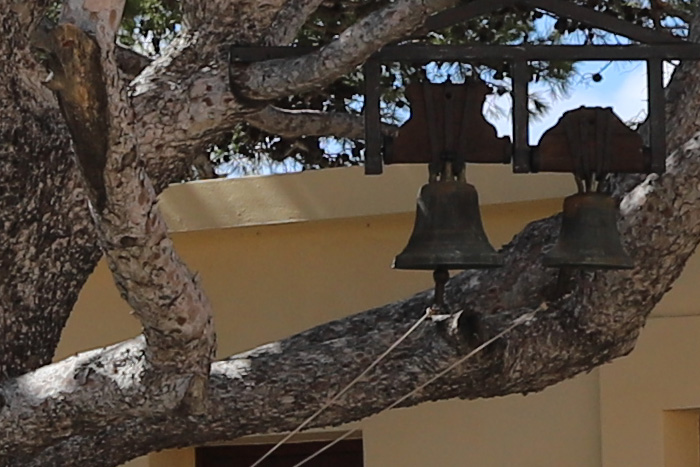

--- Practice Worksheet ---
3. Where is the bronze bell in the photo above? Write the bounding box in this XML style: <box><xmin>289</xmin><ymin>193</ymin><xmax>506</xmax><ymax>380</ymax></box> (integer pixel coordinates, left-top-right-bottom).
<box><xmin>544</xmin><ymin>192</ymin><xmax>633</xmax><ymax>269</ymax></box>
<box><xmin>394</xmin><ymin>172</ymin><xmax>503</xmax><ymax>270</ymax></box>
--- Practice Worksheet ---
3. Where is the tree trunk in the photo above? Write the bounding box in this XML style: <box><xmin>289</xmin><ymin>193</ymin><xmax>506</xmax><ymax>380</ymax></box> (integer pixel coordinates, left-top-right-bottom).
<box><xmin>1</xmin><ymin>1</ymin><xmax>700</xmax><ymax>466</ymax></box>
<box><xmin>0</xmin><ymin>6</ymin><xmax>100</xmax><ymax>378</ymax></box>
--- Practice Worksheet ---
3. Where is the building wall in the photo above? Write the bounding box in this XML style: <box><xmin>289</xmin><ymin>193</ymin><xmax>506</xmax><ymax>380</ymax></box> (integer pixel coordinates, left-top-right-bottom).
<box><xmin>364</xmin><ymin>373</ymin><xmax>600</xmax><ymax>467</ymax></box>
<box><xmin>601</xmin><ymin>316</ymin><xmax>700</xmax><ymax>467</ymax></box>
<box><xmin>56</xmin><ymin>166</ymin><xmax>570</xmax><ymax>360</ymax></box>
<box><xmin>54</xmin><ymin>166</ymin><xmax>700</xmax><ymax>466</ymax></box>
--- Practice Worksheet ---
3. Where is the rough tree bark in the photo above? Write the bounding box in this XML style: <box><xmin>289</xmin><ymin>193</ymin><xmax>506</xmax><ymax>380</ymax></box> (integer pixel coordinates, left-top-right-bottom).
<box><xmin>0</xmin><ymin>1</ymin><xmax>699</xmax><ymax>466</ymax></box>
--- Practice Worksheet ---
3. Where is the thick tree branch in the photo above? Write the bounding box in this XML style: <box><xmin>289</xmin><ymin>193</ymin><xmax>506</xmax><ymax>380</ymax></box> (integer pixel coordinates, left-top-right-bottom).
<box><xmin>2</xmin><ymin>2</ymin><xmax>700</xmax><ymax>464</ymax></box>
<box><xmin>4</xmin><ymin>125</ymin><xmax>700</xmax><ymax>463</ymax></box>
<box><xmin>0</xmin><ymin>0</ymin><xmax>337</xmax><ymax>379</ymax></box>
<box><xmin>3</xmin><ymin>1</ymin><xmax>51</xmax><ymax>35</ymax></box>
<box><xmin>262</xmin><ymin>0</ymin><xmax>326</xmax><ymax>46</ymax></box>
<box><xmin>130</xmin><ymin>55</ymin><xmax>245</xmax><ymax>189</ymax></box>
<box><xmin>662</xmin><ymin>11</ymin><xmax>700</xmax><ymax>154</ymax></box>
<box><xmin>232</xmin><ymin>0</ymin><xmax>459</xmax><ymax>101</ymax></box>
<box><xmin>181</xmin><ymin>0</ymin><xmax>285</xmax><ymax>39</ymax></box>
<box><xmin>0</xmin><ymin>3</ymin><xmax>101</xmax><ymax>379</ymax></box>
<box><xmin>131</xmin><ymin>0</ymin><xmax>455</xmax><ymax>172</ymax></box>
<box><xmin>45</xmin><ymin>0</ymin><xmax>216</xmax><ymax>406</ymax></box>
<box><xmin>0</xmin><ymin>337</ymin><xmax>195</xmax><ymax>462</ymax></box>
<box><xmin>245</xmin><ymin>105</ymin><xmax>398</xmax><ymax>140</ymax></box>
<box><xmin>180</xmin><ymin>0</ymin><xmax>323</xmax><ymax>43</ymax></box>
<box><xmin>118</xmin><ymin>0</ymin><xmax>428</xmax><ymax>187</ymax></box>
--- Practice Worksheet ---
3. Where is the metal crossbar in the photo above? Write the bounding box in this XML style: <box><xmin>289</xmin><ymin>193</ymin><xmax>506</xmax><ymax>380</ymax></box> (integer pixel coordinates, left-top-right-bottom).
<box><xmin>230</xmin><ymin>44</ymin><xmax>700</xmax><ymax>63</ymax></box>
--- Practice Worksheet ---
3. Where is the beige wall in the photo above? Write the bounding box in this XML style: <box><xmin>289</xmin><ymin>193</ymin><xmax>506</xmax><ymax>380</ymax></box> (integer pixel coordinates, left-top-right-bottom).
<box><xmin>58</xmin><ymin>200</ymin><xmax>567</xmax><ymax>359</ymax></box>
<box><xmin>55</xmin><ymin>167</ymin><xmax>700</xmax><ymax>466</ymax></box>
<box><xmin>601</xmin><ymin>316</ymin><xmax>700</xmax><ymax>467</ymax></box>
<box><xmin>157</xmin><ymin>165</ymin><xmax>575</xmax><ymax>233</ymax></box>
<box><xmin>364</xmin><ymin>373</ymin><xmax>600</xmax><ymax>467</ymax></box>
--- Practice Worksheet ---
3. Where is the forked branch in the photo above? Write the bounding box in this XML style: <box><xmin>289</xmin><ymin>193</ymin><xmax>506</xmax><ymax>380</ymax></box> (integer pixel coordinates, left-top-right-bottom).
<box><xmin>42</xmin><ymin>0</ymin><xmax>216</xmax><ymax>408</ymax></box>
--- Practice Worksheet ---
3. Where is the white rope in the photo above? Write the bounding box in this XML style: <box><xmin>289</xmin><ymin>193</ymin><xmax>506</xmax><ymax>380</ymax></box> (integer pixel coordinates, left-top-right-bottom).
<box><xmin>248</xmin><ymin>309</ymin><xmax>433</xmax><ymax>467</ymax></box>
<box><xmin>291</xmin><ymin>304</ymin><xmax>546</xmax><ymax>467</ymax></box>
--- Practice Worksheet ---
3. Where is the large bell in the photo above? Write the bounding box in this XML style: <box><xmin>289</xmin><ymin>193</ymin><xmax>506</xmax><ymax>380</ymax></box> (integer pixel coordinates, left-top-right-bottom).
<box><xmin>394</xmin><ymin>179</ymin><xmax>503</xmax><ymax>270</ymax></box>
<box><xmin>544</xmin><ymin>192</ymin><xmax>633</xmax><ymax>269</ymax></box>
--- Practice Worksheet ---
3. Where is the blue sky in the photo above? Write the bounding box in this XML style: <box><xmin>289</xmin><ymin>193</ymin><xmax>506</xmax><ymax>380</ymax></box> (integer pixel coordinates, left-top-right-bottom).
<box><xmin>485</xmin><ymin>60</ymin><xmax>659</xmax><ymax>145</ymax></box>
<box><xmin>483</xmin><ymin>11</ymin><xmax>679</xmax><ymax>145</ymax></box>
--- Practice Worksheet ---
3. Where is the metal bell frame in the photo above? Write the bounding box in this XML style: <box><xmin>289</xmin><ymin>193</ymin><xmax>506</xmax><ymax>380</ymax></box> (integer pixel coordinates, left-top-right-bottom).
<box><xmin>230</xmin><ymin>0</ymin><xmax>700</xmax><ymax>176</ymax></box>
<box><xmin>229</xmin><ymin>0</ymin><xmax>700</xmax><ymax>304</ymax></box>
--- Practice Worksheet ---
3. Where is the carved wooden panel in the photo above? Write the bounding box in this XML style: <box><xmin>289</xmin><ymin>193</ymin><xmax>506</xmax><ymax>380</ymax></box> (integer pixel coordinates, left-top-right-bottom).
<box><xmin>388</xmin><ymin>81</ymin><xmax>511</xmax><ymax>165</ymax></box>
<box><xmin>533</xmin><ymin>107</ymin><xmax>649</xmax><ymax>174</ymax></box>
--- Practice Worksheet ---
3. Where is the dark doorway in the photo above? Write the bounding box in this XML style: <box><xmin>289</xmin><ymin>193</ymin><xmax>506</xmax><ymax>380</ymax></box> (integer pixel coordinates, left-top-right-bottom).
<box><xmin>195</xmin><ymin>438</ymin><xmax>363</xmax><ymax>467</ymax></box>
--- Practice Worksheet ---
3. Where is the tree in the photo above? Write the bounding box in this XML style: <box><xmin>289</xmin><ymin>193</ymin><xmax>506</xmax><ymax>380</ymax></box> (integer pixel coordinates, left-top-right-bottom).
<box><xmin>1</xmin><ymin>0</ymin><xmax>699</xmax><ymax>465</ymax></box>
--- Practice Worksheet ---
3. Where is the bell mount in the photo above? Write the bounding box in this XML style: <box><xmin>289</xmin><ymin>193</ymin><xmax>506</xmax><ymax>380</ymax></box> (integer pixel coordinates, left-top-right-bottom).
<box><xmin>229</xmin><ymin>0</ymin><xmax>700</xmax><ymax>175</ymax></box>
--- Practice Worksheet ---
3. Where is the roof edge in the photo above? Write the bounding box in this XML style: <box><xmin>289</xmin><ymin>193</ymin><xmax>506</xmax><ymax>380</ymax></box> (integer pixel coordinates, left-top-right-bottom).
<box><xmin>158</xmin><ymin>165</ymin><xmax>574</xmax><ymax>233</ymax></box>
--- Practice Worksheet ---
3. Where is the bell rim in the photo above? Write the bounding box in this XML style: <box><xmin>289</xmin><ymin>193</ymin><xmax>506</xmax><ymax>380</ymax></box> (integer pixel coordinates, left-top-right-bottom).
<box><xmin>393</xmin><ymin>256</ymin><xmax>504</xmax><ymax>270</ymax></box>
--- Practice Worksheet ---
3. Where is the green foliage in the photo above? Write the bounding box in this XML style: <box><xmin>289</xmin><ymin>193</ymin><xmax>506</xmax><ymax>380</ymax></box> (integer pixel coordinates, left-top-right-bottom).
<box><xmin>118</xmin><ymin>0</ymin><xmax>180</xmax><ymax>56</ymax></box>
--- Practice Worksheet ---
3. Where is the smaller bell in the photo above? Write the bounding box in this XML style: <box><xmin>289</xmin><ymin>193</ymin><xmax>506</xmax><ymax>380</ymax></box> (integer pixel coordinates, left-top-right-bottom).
<box><xmin>394</xmin><ymin>174</ymin><xmax>503</xmax><ymax>270</ymax></box>
<box><xmin>544</xmin><ymin>192</ymin><xmax>633</xmax><ymax>269</ymax></box>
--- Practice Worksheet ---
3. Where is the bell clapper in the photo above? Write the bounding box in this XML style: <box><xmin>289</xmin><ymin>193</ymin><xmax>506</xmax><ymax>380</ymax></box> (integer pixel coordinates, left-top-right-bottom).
<box><xmin>430</xmin><ymin>267</ymin><xmax>450</xmax><ymax>315</ymax></box>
